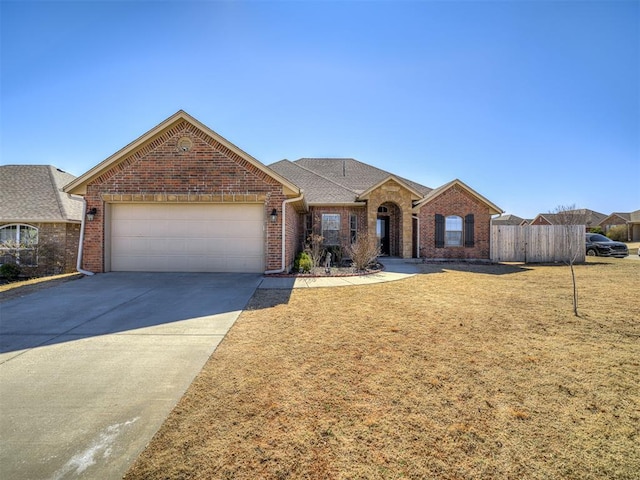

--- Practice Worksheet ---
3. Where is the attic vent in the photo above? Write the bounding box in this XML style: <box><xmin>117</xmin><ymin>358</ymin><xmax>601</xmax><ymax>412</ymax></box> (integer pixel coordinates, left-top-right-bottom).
<box><xmin>177</xmin><ymin>137</ymin><xmax>193</xmax><ymax>152</ymax></box>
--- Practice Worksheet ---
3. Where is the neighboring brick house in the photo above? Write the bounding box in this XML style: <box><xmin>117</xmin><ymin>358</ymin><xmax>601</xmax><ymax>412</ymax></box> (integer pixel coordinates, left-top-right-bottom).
<box><xmin>65</xmin><ymin>111</ymin><xmax>502</xmax><ymax>274</ymax></box>
<box><xmin>598</xmin><ymin>210</ymin><xmax>640</xmax><ymax>241</ymax></box>
<box><xmin>0</xmin><ymin>165</ymin><xmax>82</xmax><ymax>275</ymax></box>
<box><xmin>530</xmin><ymin>209</ymin><xmax>606</xmax><ymax>232</ymax></box>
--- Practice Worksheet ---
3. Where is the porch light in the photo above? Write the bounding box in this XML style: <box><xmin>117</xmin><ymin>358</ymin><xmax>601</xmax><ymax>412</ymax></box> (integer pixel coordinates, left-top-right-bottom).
<box><xmin>270</xmin><ymin>208</ymin><xmax>278</xmax><ymax>223</ymax></box>
<box><xmin>86</xmin><ymin>207</ymin><xmax>97</xmax><ymax>221</ymax></box>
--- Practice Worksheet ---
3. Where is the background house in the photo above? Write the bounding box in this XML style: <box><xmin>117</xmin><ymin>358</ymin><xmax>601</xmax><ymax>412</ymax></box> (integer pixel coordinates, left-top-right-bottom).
<box><xmin>598</xmin><ymin>211</ymin><xmax>640</xmax><ymax>241</ymax></box>
<box><xmin>0</xmin><ymin>165</ymin><xmax>82</xmax><ymax>276</ymax></box>
<box><xmin>530</xmin><ymin>209</ymin><xmax>606</xmax><ymax>232</ymax></box>
<box><xmin>491</xmin><ymin>214</ymin><xmax>525</xmax><ymax>226</ymax></box>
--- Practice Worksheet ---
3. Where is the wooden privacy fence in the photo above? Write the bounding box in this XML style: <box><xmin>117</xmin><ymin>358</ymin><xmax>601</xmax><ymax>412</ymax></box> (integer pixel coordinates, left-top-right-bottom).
<box><xmin>491</xmin><ymin>225</ymin><xmax>585</xmax><ymax>263</ymax></box>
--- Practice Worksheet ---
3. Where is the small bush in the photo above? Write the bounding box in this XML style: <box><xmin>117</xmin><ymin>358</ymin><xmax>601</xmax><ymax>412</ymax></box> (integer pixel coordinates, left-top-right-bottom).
<box><xmin>345</xmin><ymin>233</ymin><xmax>381</xmax><ymax>271</ymax></box>
<box><xmin>293</xmin><ymin>252</ymin><xmax>312</xmax><ymax>273</ymax></box>
<box><xmin>304</xmin><ymin>233</ymin><xmax>325</xmax><ymax>267</ymax></box>
<box><xmin>607</xmin><ymin>225</ymin><xmax>628</xmax><ymax>242</ymax></box>
<box><xmin>0</xmin><ymin>263</ymin><xmax>21</xmax><ymax>281</ymax></box>
<box><xmin>589</xmin><ymin>226</ymin><xmax>604</xmax><ymax>235</ymax></box>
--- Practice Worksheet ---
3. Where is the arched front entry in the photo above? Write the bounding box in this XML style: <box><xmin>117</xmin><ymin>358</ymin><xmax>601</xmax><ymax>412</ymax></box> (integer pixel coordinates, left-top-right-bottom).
<box><xmin>363</xmin><ymin>177</ymin><xmax>420</xmax><ymax>259</ymax></box>
<box><xmin>376</xmin><ymin>202</ymin><xmax>401</xmax><ymax>256</ymax></box>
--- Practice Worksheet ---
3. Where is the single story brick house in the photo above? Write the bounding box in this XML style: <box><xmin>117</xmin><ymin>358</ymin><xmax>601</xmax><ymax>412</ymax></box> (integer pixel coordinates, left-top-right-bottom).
<box><xmin>0</xmin><ymin>165</ymin><xmax>83</xmax><ymax>275</ymax></box>
<box><xmin>64</xmin><ymin>111</ymin><xmax>502</xmax><ymax>274</ymax></box>
<box><xmin>598</xmin><ymin>211</ymin><xmax>640</xmax><ymax>241</ymax></box>
<box><xmin>530</xmin><ymin>209</ymin><xmax>606</xmax><ymax>232</ymax></box>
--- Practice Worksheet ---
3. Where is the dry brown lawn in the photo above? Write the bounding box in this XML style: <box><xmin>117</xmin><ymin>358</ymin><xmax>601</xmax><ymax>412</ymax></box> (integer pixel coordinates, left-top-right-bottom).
<box><xmin>125</xmin><ymin>258</ymin><xmax>639</xmax><ymax>480</ymax></box>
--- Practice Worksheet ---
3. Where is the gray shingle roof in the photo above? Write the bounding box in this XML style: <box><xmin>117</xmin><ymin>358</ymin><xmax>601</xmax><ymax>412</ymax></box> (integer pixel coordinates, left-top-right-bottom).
<box><xmin>536</xmin><ymin>209</ymin><xmax>607</xmax><ymax>226</ymax></box>
<box><xmin>492</xmin><ymin>214</ymin><xmax>525</xmax><ymax>225</ymax></box>
<box><xmin>565</xmin><ymin>208</ymin><xmax>606</xmax><ymax>227</ymax></box>
<box><xmin>269</xmin><ymin>158</ymin><xmax>432</xmax><ymax>204</ymax></box>
<box><xmin>0</xmin><ymin>165</ymin><xmax>83</xmax><ymax>222</ymax></box>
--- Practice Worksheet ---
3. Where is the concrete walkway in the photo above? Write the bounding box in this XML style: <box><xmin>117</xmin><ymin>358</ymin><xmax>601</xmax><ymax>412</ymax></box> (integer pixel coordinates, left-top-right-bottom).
<box><xmin>258</xmin><ymin>258</ymin><xmax>420</xmax><ymax>289</ymax></box>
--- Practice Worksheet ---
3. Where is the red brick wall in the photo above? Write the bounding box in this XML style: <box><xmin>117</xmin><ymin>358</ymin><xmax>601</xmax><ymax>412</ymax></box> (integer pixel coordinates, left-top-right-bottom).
<box><xmin>0</xmin><ymin>222</ymin><xmax>80</xmax><ymax>275</ymax></box>
<box><xmin>417</xmin><ymin>185</ymin><xmax>493</xmax><ymax>259</ymax></box>
<box><xmin>530</xmin><ymin>216</ymin><xmax>551</xmax><ymax>226</ymax></box>
<box><xmin>305</xmin><ymin>206</ymin><xmax>367</xmax><ymax>245</ymax></box>
<box><xmin>283</xmin><ymin>202</ymin><xmax>301</xmax><ymax>272</ymax></box>
<box><xmin>82</xmin><ymin>121</ymin><xmax>288</xmax><ymax>272</ymax></box>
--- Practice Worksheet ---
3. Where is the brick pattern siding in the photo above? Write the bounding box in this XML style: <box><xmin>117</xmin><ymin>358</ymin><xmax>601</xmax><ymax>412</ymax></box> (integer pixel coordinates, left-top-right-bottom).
<box><xmin>0</xmin><ymin>222</ymin><xmax>80</xmax><ymax>276</ymax></box>
<box><xmin>82</xmin><ymin>121</ymin><xmax>288</xmax><ymax>272</ymax></box>
<box><xmin>530</xmin><ymin>216</ymin><xmax>551</xmax><ymax>226</ymax></box>
<box><xmin>417</xmin><ymin>185</ymin><xmax>493</xmax><ymax>259</ymax></box>
<box><xmin>304</xmin><ymin>206</ymin><xmax>368</xmax><ymax>247</ymax></box>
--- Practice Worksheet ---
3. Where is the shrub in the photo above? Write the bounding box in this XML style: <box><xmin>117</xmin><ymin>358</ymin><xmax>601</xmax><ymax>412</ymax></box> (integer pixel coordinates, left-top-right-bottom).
<box><xmin>589</xmin><ymin>226</ymin><xmax>604</xmax><ymax>235</ymax></box>
<box><xmin>293</xmin><ymin>252</ymin><xmax>312</xmax><ymax>273</ymax></box>
<box><xmin>607</xmin><ymin>225</ymin><xmax>628</xmax><ymax>242</ymax></box>
<box><xmin>0</xmin><ymin>263</ymin><xmax>21</xmax><ymax>281</ymax></box>
<box><xmin>304</xmin><ymin>233</ymin><xmax>325</xmax><ymax>267</ymax></box>
<box><xmin>345</xmin><ymin>233</ymin><xmax>381</xmax><ymax>271</ymax></box>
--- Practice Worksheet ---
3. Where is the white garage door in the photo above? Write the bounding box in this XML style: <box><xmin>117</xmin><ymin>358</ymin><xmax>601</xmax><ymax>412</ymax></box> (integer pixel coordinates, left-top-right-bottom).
<box><xmin>110</xmin><ymin>203</ymin><xmax>265</xmax><ymax>272</ymax></box>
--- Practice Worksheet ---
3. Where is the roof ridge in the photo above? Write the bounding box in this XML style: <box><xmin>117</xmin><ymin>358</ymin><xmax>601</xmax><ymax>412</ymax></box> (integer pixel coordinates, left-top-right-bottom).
<box><xmin>291</xmin><ymin>160</ymin><xmax>360</xmax><ymax>195</ymax></box>
<box><xmin>46</xmin><ymin>165</ymin><xmax>67</xmax><ymax>220</ymax></box>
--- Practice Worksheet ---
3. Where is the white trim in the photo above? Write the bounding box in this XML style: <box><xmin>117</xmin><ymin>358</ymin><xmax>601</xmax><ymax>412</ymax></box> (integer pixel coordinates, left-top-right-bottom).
<box><xmin>76</xmin><ymin>200</ymin><xmax>95</xmax><ymax>275</ymax></box>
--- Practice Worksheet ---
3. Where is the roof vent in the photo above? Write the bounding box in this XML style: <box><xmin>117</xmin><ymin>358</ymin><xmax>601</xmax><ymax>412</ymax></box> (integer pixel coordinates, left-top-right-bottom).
<box><xmin>177</xmin><ymin>137</ymin><xmax>193</xmax><ymax>152</ymax></box>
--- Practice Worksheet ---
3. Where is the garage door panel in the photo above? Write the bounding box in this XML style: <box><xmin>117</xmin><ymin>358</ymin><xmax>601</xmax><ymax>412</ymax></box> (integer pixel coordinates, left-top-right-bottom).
<box><xmin>111</xmin><ymin>204</ymin><xmax>265</xmax><ymax>273</ymax></box>
<box><xmin>233</xmin><ymin>237</ymin><xmax>264</xmax><ymax>255</ymax></box>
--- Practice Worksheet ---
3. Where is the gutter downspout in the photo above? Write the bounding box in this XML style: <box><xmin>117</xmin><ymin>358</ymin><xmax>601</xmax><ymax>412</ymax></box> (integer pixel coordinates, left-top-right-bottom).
<box><xmin>412</xmin><ymin>215</ymin><xmax>420</xmax><ymax>259</ymax></box>
<box><xmin>76</xmin><ymin>199</ymin><xmax>95</xmax><ymax>276</ymax></box>
<box><xmin>265</xmin><ymin>192</ymin><xmax>305</xmax><ymax>274</ymax></box>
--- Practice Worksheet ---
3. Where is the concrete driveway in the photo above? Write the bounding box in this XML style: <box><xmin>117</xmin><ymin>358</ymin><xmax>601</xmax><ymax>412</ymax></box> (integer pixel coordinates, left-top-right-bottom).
<box><xmin>0</xmin><ymin>272</ymin><xmax>262</xmax><ymax>480</ymax></box>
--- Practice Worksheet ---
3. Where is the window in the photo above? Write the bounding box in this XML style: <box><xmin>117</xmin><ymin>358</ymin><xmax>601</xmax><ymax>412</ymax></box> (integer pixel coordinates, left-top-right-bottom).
<box><xmin>322</xmin><ymin>214</ymin><xmax>341</xmax><ymax>245</ymax></box>
<box><xmin>378</xmin><ymin>206</ymin><xmax>388</xmax><ymax>213</ymax></box>
<box><xmin>350</xmin><ymin>214</ymin><xmax>358</xmax><ymax>243</ymax></box>
<box><xmin>435</xmin><ymin>214</ymin><xmax>474</xmax><ymax>248</ymax></box>
<box><xmin>0</xmin><ymin>224</ymin><xmax>39</xmax><ymax>266</ymax></box>
<box><xmin>445</xmin><ymin>216</ymin><xmax>463</xmax><ymax>246</ymax></box>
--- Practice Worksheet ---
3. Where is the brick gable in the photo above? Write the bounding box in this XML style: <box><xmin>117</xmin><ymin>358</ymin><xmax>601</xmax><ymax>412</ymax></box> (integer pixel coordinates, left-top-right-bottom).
<box><xmin>417</xmin><ymin>184</ymin><xmax>493</xmax><ymax>259</ymax></box>
<box><xmin>81</xmin><ymin>123</ymin><xmax>288</xmax><ymax>273</ymax></box>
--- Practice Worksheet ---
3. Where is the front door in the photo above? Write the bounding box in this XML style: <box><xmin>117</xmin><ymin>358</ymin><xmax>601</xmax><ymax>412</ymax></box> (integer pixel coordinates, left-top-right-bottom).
<box><xmin>377</xmin><ymin>217</ymin><xmax>390</xmax><ymax>255</ymax></box>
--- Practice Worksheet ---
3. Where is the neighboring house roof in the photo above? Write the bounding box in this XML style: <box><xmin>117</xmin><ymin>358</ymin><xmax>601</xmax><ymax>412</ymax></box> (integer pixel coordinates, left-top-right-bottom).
<box><xmin>532</xmin><ymin>208</ymin><xmax>606</xmax><ymax>226</ymax></box>
<box><xmin>413</xmin><ymin>179</ymin><xmax>503</xmax><ymax>215</ymax></box>
<box><xmin>565</xmin><ymin>208</ymin><xmax>606</xmax><ymax>227</ymax></box>
<box><xmin>0</xmin><ymin>165</ymin><xmax>83</xmax><ymax>223</ymax></box>
<box><xmin>628</xmin><ymin>209</ymin><xmax>640</xmax><ymax>223</ymax></box>
<box><xmin>492</xmin><ymin>214</ymin><xmax>525</xmax><ymax>225</ymax></box>
<box><xmin>599</xmin><ymin>212</ymin><xmax>631</xmax><ymax>225</ymax></box>
<box><xmin>269</xmin><ymin>158</ymin><xmax>432</xmax><ymax>205</ymax></box>
<box><xmin>64</xmin><ymin>110</ymin><xmax>301</xmax><ymax>197</ymax></box>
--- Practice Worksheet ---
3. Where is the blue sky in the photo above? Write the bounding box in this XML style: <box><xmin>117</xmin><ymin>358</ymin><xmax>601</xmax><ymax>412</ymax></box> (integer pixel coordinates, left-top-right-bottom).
<box><xmin>1</xmin><ymin>0</ymin><xmax>638</xmax><ymax>219</ymax></box>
